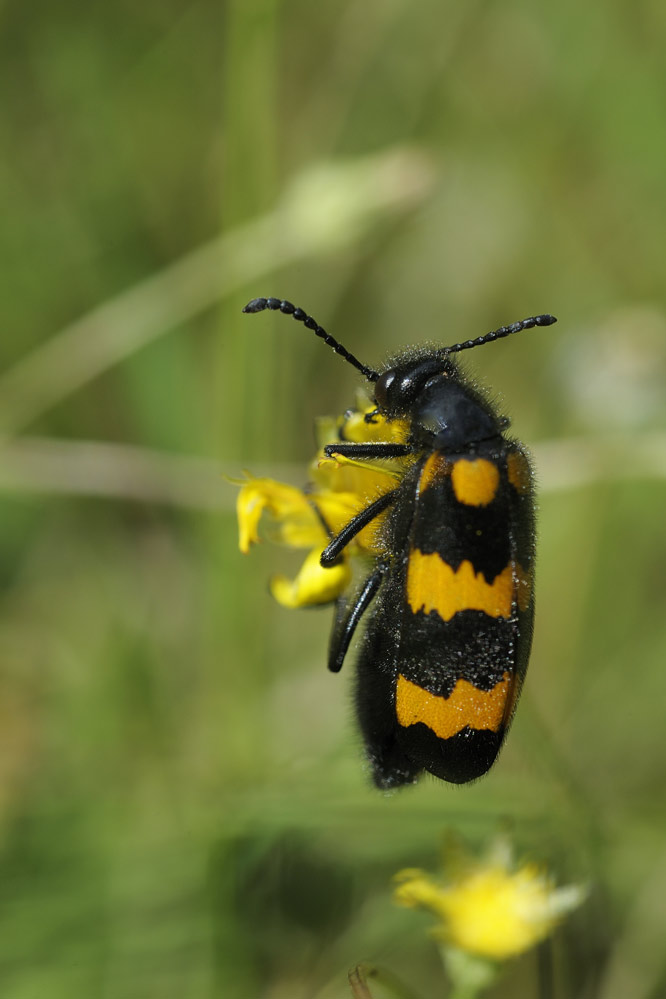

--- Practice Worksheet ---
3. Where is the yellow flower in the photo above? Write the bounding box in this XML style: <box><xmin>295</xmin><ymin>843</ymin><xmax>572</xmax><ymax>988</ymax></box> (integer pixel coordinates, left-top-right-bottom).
<box><xmin>236</xmin><ymin>402</ymin><xmax>410</xmax><ymax>609</ymax></box>
<box><xmin>393</xmin><ymin>840</ymin><xmax>586</xmax><ymax>961</ymax></box>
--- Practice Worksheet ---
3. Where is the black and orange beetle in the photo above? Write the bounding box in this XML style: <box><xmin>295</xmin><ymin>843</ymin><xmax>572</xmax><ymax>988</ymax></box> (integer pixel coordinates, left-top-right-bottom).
<box><xmin>242</xmin><ymin>297</ymin><xmax>556</xmax><ymax>786</ymax></box>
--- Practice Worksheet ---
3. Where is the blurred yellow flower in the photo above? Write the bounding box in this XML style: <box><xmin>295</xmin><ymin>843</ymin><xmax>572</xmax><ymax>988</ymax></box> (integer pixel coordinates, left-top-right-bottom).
<box><xmin>394</xmin><ymin>840</ymin><xmax>586</xmax><ymax>961</ymax></box>
<box><xmin>236</xmin><ymin>402</ymin><xmax>410</xmax><ymax>609</ymax></box>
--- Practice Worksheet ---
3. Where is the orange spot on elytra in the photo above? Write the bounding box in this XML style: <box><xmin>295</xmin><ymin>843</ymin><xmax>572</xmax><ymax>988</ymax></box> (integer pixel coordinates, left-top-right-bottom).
<box><xmin>450</xmin><ymin>458</ymin><xmax>500</xmax><ymax>507</ymax></box>
<box><xmin>418</xmin><ymin>452</ymin><xmax>450</xmax><ymax>492</ymax></box>
<box><xmin>506</xmin><ymin>451</ymin><xmax>532</xmax><ymax>495</ymax></box>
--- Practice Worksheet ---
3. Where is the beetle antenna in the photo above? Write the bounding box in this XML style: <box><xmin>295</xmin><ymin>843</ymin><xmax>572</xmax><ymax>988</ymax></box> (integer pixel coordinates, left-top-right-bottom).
<box><xmin>242</xmin><ymin>297</ymin><xmax>379</xmax><ymax>382</ymax></box>
<box><xmin>444</xmin><ymin>314</ymin><xmax>557</xmax><ymax>355</ymax></box>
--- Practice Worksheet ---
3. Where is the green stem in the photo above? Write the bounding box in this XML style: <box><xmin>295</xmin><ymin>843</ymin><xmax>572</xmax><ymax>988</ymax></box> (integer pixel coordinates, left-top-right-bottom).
<box><xmin>349</xmin><ymin>963</ymin><xmax>423</xmax><ymax>999</ymax></box>
<box><xmin>440</xmin><ymin>947</ymin><xmax>500</xmax><ymax>999</ymax></box>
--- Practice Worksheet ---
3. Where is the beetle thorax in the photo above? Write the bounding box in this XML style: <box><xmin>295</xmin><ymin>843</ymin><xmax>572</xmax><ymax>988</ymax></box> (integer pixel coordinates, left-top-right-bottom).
<box><xmin>410</xmin><ymin>375</ymin><xmax>501</xmax><ymax>450</ymax></box>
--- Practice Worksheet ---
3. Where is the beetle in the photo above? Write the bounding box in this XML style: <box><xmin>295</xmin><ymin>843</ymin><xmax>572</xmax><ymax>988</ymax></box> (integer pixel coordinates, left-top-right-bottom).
<box><xmin>242</xmin><ymin>297</ymin><xmax>556</xmax><ymax>786</ymax></box>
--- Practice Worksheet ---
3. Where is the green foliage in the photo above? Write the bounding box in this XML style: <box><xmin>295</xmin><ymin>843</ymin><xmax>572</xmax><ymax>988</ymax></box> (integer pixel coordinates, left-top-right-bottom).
<box><xmin>1</xmin><ymin>1</ymin><xmax>665</xmax><ymax>996</ymax></box>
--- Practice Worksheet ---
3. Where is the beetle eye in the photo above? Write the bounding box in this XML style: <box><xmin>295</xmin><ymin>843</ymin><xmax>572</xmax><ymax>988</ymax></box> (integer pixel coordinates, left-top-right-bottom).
<box><xmin>374</xmin><ymin>370</ymin><xmax>396</xmax><ymax>409</ymax></box>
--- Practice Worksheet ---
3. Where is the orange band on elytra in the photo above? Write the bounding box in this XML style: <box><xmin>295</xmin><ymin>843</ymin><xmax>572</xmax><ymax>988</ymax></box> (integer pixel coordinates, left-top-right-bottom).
<box><xmin>407</xmin><ymin>552</ymin><xmax>514</xmax><ymax>621</ymax></box>
<box><xmin>396</xmin><ymin>672</ymin><xmax>511</xmax><ymax>739</ymax></box>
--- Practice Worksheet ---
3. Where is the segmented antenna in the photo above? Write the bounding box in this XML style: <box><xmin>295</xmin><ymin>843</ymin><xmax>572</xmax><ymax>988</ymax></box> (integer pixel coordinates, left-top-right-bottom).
<box><xmin>242</xmin><ymin>298</ymin><xmax>379</xmax><ymax>382</ymax></box>
<box><xmin>445</xmin><ymin>314</ymin><xmax>557</xmax><ymax>355</ymax></box>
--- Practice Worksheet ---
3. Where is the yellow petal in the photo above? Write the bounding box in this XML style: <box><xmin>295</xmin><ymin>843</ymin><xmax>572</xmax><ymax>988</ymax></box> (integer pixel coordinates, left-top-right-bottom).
<box><xmin>311</xmin><ymin>489</ymin><xmax>363</xmax><ymax>535</ymax></box>
<box><xmin>314</xmin><ymin>486</ymin><xmax>391</xmax><ymax>556</ymax></box>
<box><xmin>314</xmin><ymin>454</ymin><xmax>402</xmax><ymax>492</ymax></box>
<box><xmin>435</xmin><ymin>868</ymin><xmax>543</xmax><ymax>958</ymax></box>
<box><xmin>236</xmin><ymin>481</ymin><xmax>264</xmax><ymax>554</ymax></box>
<box><xmin>236</xmin><ymin>475</ymin><xmax>325</xmax><ymax>553</ymax></box>
<box><xmin>394</xmin><ymin>871</ymin><xmax>450</xmax><ymax>914</ymax></box>
<box><xmin>340</xmin><ymin>406</ymin><xmax>410</xmax><ymax>444</ymax></box>
<box><xmin>270</xmin><ymin>547</ymin><xmax>352</xmax><ymax>608</ymax></box>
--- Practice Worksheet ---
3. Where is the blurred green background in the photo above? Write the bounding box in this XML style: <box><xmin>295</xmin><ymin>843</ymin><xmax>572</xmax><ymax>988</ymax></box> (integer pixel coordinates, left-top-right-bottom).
<box><xmin>1</xmin><ymin>1</ymin><xmax>666</xmax><ymax>997</ymax></box>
